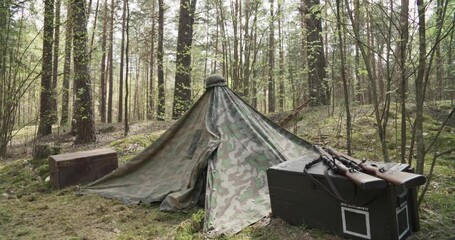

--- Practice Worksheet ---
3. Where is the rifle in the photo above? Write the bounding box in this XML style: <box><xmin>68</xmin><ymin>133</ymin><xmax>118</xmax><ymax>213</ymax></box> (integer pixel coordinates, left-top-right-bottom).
<box><xmin>326</xmin><ymin>147</ymin><xmax>426</xmax><ymax>188</ymax></box>
<box><xmin>314</xmin><ymin>146</ymin><xmax>387</xmax><ymax>190</ymax></box>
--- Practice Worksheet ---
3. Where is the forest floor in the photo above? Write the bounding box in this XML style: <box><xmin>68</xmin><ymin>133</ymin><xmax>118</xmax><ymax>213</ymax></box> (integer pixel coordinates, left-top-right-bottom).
<box><xmin>0</xmin><ymin>102</ymin><xmax>454</xmax><ymax>240</ymax></box>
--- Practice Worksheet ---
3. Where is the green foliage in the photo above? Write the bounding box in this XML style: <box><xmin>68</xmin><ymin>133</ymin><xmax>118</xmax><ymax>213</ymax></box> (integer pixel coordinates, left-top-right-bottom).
<box><xmin>0</xmin><ymin>159</ymin><xmax>51</xmax><ymax>198</ymax></box>
<box><xmin>0</xmin><ymin>2</ymin><xmax>42</xmax><ymax>156</ymax></box>
<box><xmin>110</xmin><ymin>130</ymin><xmax>164</xmax><ymax>155</ymax></box>
<box><xmin>175</xmin><ymin>209</ymin><xmax>205</xmax><ymax>239</ymax></box>
<box><xmin>415</xmin><ymin>158</ymin><xmax>455</xmax><ymax>239</ymax></box>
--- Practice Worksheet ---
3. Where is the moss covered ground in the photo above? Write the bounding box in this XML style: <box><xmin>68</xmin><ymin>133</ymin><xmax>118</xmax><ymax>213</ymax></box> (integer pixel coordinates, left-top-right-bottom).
<box><xmin>0</xmin><ymin>103</ymin><xmax>454</xmax><ymax>239</ymax></box>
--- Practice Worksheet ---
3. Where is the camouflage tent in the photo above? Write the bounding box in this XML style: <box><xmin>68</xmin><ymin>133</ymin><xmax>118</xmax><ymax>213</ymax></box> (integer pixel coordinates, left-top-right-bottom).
<box><xmin>80</xmin><ymin>75</ymin><xmax>319</xmax><ymax>236</ymax></box>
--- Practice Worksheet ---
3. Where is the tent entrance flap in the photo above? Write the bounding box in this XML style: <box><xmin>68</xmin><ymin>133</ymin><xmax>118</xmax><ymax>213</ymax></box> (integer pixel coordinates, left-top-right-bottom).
<box><xmin>197</xmin><ymin>159</ymin><xmax>209</xmax><ymax>208</ymax></box>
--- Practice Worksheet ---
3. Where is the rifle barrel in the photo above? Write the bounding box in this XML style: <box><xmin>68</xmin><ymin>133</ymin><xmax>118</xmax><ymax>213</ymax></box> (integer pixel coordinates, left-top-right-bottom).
<box><xmin>326</xmin><ymin>147</ymin><xmax>426</xmax><ymax>188</ymax></box>
<box><xmin>315</xmin><ymin>146</ymin><xmax>387</xmax><ymax>190</ymax></box>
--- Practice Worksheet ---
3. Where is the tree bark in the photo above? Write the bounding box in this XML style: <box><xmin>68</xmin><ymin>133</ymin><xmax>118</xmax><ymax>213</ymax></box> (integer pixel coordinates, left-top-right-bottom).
<box><xmin>38</xmin><ymin>0</ymin><xmax>54</xmax><ymax>136</ymax></box>
<box><xmin>303</xmin><ymin>0</ymin><xmax>328</xmax><ymax>106</ymax></box>
<box><xmin>399</xmin><ymin>0</ymin><xmax>409</xmax><ymax>163</ymax></box>
<box><xmin>72</xmin><ymin>0</ymin><xmax>96</xmax><ymax>144</ymax></box>
<box><xmin>250</xmin><ymin>2</ymin><xmax>259</xmax><ymax>109</ymax></box>
<box><xmin>278</xmin><ymin>1</ymin><xmax>284</xmax><ymax>111</ymax></box>
<box><xmin>124</xmin><ymin>0</ymin><xmax>129</xmax><ymax>135</ymax></box>
<box><xmin>156</xmin><ymin>0</ymin><xmax>165</xmax><ymax>120</ymax></box>
<box><xmin>51</xmin><ymin>0</ymin><xmax>61</xmax><ymax>124</ymax></box>
<box><xmin>242</xmin><ymin>0</ymin><xmax>253</xmax><ymax>101</ymax></box>
<box><xmin>118</xmin><ymin>0</ymin><xmax>127</xmax><ymax>123</ymax></box>
<box><xmin>415</xmin><ymin>0</ymin><xmax>426</xmax><ymax>173</ymax></box>
<box><xmin>336</xmin><ymin>0</ymin><xmax>352</xmax><ymax>155</ymax></box>
<box><xmin>231</xmin><ymin>0</ymin><xmax>240</xmax><ymax>93</ymax></box>
<box><xmin>172</xmin><ymin>0</ymin><xmax>197</xmax><ymax>119</ymax></box>
<box><xmin>147</xmin><ymin>0</ymin><xmax>156</xmax><ymax>120</ymax></box>
<box><xmin>99</xmin><ymin>0</ymin><xmax>108</xmax><ymax>123</ymax></box>
<box><xmin>267</xmin><ymin>0</ymin><xmax>275</xmax><ymax>113</ymax></box>
<box><xmin>299</xmin><ymin>0</ymin><xmax>308</xmax><ymax>105</ymax></box>
<box><xmin>61</xmin><ymin>0</ymin><xmax>72</xmax><ymax>126</ymax></box>
<box><xmin>88</xmin><ymin>0</ymin><xmax>100</xmax><ymax>64</ymax></box>
<box><xmin>354</xmin><ymin>0</ymin><xmax>362</xmax><ymax>104</ymax></box>
<box><xmin>107</xmin><ymin>0</ymin><xmax>114</xmax><ymax>123</ymax></box>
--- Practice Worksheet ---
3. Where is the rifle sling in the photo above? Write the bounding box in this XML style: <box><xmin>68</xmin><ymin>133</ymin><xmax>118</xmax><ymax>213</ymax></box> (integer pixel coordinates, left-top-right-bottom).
<box><xmin>304</xmin><ymin>159</ymin><xmax>347</xmax><ymax>203</ymax></box>
<box><xmin>304</xmin><ymin>158</ymin><xmax>378</xmax><ymax>206</ymax></box>
<box><xmin>324</xmin><ymin>168</ymin><xmax>347</xmax><ymax>203</ymax></box>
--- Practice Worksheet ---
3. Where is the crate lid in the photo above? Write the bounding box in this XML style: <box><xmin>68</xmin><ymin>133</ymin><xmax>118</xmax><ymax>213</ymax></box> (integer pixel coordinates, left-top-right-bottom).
<box><xmin>269</xmin><ymin>157</ymin><xmax>409</xmax><ymax>177</ymax></box>
<box><xmin>49</xmin><ymin>148</ymin><xmax>117</xmax><ymax>162</ymax></box>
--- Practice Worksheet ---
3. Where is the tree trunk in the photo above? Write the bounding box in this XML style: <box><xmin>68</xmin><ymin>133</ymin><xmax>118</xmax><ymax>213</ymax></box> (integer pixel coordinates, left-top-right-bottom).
<box><xmin>51</xmin><ymin>0</ymin><xmax>61</xmax><ymax>124</ymax></box>
<box><xmin>147</xmin><ymin>0</ymin><xmax>156</xmax><ymax>120</ymax></box>
<box><xmin>38</xmin><ymin>0</ymin><xmax>54</xmax><ymax>136</ymax></box>
<box><xmin>250</xmin><ymin>2</ymin><xmax>259</xmax><ymax>109</ymax></box>
<box><xmin>212</xmin><ymin>3</ymin><xmax>219</xmax><ymax>73</ymax></box>
<box><xmin>243</xmin><ymin>0</ymin><xmax>253</xmax><ymax>101</ymax></box>
<box><xmin>399</xmin><ymin>0</ymin><xmax>409</xmax><ymax>164</ymax></box>
<box><xmin>107</xmin><ymin>0</ymin><xmax>114</xmax><ymax>123</ymax></box>
<box><xmin>99</xmin><ymin>0</ymin><xmax>108</xmax><ymax>123</ymax></box>
<box><xmin>278</xmin><ymin>1</ymin><xmax>284</xmax><ymax>111</ymax></box>
<box><xmin>88</xmin><ymin>0</ymin><xmax>100</xmax><ymax>63</ymax></box>
<box><xmin>72</xmin><ymin>0</ymin><xmax>96</xmax><ymax>144</ymax></box>
<box><xmin>267</xmin><ymin>0</ymin><xmax>275</xmax><ymax>113</ymax></box>
<box><xmin>448</xmin><ymin>27</ymin><xmax>453</xmax><ymax>103</ymax></box>
<box><xmin>435</xmin><ymin>0</ymin><xmax>443</xmax><ymax>102</ymax></box>
<box><xmin>380</xmin><ymin>0</ymin><xmax>394</xmax><ymax>162</ymax></box>
<box><xmin>124</xmin><ymin>0</ymin><xmax>129</xmax><ymax>135</ymax></box>
<box><xmin>135</xmin><ymin>56</ymin><xmax>140</xmax><ymax>120</ymax></box>
<box><xmin>415</xmin><ymin>0</ymin><xmax>426</xmax><ymax>173</ymax></box>
<box><xmin>61</xmin><ymin>0</ymin><xmax>72</xmax><ymax>126</ymax></box>
<box><xmin>304</xmin><ymin>0</ymin><xmax>328</xmax><ymax>106</ymax></box>
<box><xmin>299</xmin><ymin>0</ymin><xmax>308</xmax><ymax>105</ymax></box>
<box><xmin>118</xmin><ymin>0</ymin><xmax>127</xmax><ymax>123</ymax></box>
<box><xmin>230</xmin><ymin>0</ymin><xmax>239</xmax><ymax>93</ymax></box>
<box><xmin>216</xmin><ymin>1</ymin><xmax>229</xmax><ymax>83</ymax></box>
<box><xmin>335</xmin><ymin>0</ymin><xmax>352</xmax><ymax>155</ymax></box>
<box><xmin>354</xmin><ymin>0</ymin><xmax>362</xmax><ymax>104</ymax></box>
<box><xmin>156</xmin><ymin>0</ymin><xmax>165</xmax><ymax>120</ymax></box>
<box><xmin>172</xmin><ymin>0</ymin><xmax>197</xmax><ymax>119</ymax></box>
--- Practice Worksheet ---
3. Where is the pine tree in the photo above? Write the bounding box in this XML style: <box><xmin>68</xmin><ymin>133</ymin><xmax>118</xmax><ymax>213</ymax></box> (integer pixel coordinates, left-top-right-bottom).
<box><xmin>72</xmin><ymin>0</ymin><xmax>96</xmax><ymax>144</ymax></box>
<box><xmin>172</xmin><ymin>0</ymin><xmax>197</xmax><ymax>119</ymax></box>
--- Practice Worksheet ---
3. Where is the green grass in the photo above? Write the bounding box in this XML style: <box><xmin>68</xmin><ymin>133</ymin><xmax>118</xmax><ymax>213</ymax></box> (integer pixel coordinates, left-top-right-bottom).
<box><xmin>110</xmin><ymin>130</ymin><xmax>164</xmax><ymax>157</ymax></box>
<box><xmin>1</xmin><ymin>104</ymin><xmax>454</xmax><ymax>239</ymax></box>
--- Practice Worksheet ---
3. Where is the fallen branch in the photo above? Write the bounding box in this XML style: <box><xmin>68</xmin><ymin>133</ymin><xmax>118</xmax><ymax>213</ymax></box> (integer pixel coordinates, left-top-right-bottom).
<box><xmin>279</xmin><ymin>99</ymin><xmax>311</xmax><ymax>128</ymax></box>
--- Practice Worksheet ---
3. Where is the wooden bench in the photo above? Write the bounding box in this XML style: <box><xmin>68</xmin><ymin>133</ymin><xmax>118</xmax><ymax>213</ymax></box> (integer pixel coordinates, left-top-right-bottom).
<box><xmin>48</xmin><ymin>148</ymin><xmax>118</xmax><ymax>189</ymax></box>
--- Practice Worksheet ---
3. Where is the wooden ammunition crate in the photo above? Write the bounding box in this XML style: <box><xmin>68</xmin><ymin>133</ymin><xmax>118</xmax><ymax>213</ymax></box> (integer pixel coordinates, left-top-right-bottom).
<box><xmin>48</xmin><ymin>148</ymin><xmax>118</xmax><ymax>189</ymax></box>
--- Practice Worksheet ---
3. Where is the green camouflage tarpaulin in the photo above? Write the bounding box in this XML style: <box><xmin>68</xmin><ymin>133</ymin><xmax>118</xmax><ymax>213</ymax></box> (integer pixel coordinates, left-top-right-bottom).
<box><xmin>80</xmin><ymin>74</ymin><xmax>319</xmax><ymax>236</ymax></box>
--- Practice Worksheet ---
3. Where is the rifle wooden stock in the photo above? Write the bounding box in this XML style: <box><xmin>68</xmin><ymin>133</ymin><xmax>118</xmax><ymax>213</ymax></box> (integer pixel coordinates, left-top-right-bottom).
<box><xmin>315</xmin><ymin>146</ymin><xmax>387</xmax><ymax>190</ymax></box>
<box><xmin>326</xmin><ymin>147</ymin><xmax>426</xmax><ymax>188</ymax></box>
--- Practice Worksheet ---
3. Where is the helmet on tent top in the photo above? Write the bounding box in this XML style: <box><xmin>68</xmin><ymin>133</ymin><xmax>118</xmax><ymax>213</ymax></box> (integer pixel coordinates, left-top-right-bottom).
<box><xmin>205</xmin><ymin>74</ymin><xmax>226</xmax><ymax>88</ymax></box>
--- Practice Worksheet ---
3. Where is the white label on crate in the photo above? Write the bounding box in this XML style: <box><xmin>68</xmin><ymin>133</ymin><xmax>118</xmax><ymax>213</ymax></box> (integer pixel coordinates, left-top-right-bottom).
<box><xmin>396</xmin><ymin>203</ymin><xmax>410</xmax><ymax>240</ymax></box>
<box><xmin>341</xmin><ymin>206</ymin><xmax>371</xmax><ymax>239</ymax></box>
<box><xmin>341</xmin><ymin>202</ymin><xmax>369</xmax><ymax>211</ymax></box>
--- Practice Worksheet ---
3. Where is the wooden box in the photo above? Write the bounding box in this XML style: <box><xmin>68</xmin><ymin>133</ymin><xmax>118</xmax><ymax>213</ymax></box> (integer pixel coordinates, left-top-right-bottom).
<box><xmin>48</xmin><ymin>148</ymin><xmax>118</xmax><ymax>189</ymax></box>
